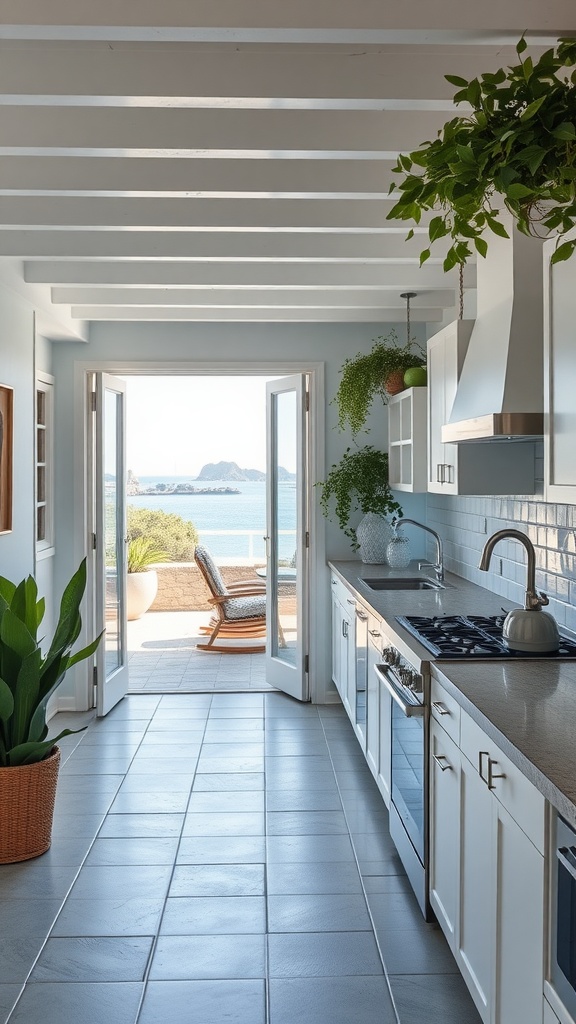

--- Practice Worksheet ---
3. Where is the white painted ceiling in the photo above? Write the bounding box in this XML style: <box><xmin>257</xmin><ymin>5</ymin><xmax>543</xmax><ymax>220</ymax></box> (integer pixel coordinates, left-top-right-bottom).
<box><xmin>0</xmin><ymin>2</ymin><xmax>570</xmax><ymax>335</ymax></box>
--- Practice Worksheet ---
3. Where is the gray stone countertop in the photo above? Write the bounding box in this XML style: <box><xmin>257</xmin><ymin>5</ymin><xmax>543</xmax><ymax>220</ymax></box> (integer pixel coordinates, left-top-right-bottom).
<box><xmin>329</xmin><ymin>559</ymin><xmax>576</xmax><ymax>828</ymax></box>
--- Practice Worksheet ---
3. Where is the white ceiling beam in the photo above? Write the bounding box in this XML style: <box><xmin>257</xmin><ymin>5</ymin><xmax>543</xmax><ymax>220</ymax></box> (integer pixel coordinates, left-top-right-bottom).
<box><xmin>0</xmin><ymin>107</ymin><xmax>445</xmax><ymax>154</ymax></box>
<box><xmin>30</xmin><ymin>261</ymin><xmax>473</xmax><ymax>288</ymax></box>
<box><xmin>70</xmin><ymin>304</ymin><xmax>443</xmax><ymax>322</ymax></box>
<box><xmin>0</xmin><ymin>1</ymin><xmax>566</xmax><ymax>40</ymax></box>
<box><xmin>0</xmin><ymin>197</ymin><xmax>433</xmax><ymax>229</ymax></box>
<box><xmin>10</xmin><ymin>231</ymin><xmax>449</xmax><ymax>261</ymax></box>
<box><xmin>0</xmin><ymin>45</ymin><xmax>530</xmax><ymax>107</ymax></box>
<box><xmin>51</xmin><ymin>287</ymin><xmax>456</xmax><ymax>307</ymax></box>
<box><xmin>0</xmin><ymin>157</ymin><xmax>399</xmax><ymax>196</ymax></box>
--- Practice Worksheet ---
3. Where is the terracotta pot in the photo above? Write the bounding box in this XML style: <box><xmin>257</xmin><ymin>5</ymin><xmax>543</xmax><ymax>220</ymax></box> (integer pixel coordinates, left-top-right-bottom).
<box><xmin>126</xmin><ymin>569</ymin><xmax>158</xmax><ymax>620</ymax></box>
<box><xmin>384</xmin><ymin>370</ymin><xmax>406</xmax><ymax>396</ymax></box>
<box><xmin>0</xmin><ymin>746</ymin><xmax>61</xmax><ymax>863</ymax></box>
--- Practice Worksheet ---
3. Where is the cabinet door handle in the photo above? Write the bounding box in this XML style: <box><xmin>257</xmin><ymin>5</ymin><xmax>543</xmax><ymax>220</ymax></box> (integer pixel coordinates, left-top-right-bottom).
<box><xmin>346</xmin><ymin>598</ymin><xmax>355</xmax><ymax>606</ymax></box>
<box><xmin>436</xmin><ymin>463</ymin><xmax>443</xmax><ymax>483</ymax></box>
<box><xmin>356</xmin><ymin>610</ymin><xmax>368</xmax><ymax>621</ymax></box>
<box><xmin>342</xmin><ymin>621</ymin><xmax>348</xmax><ymax>638</ymax></box>
<box><xmin>433</xmin><ymin>753</ymin><xmax>452</xmax><ymax>772</ymax></box>
<box><xmin>369</xmin><ymin>629</ymin><xmax>381</xmax><ymax>638</ymax></box>
<box><xmin>487</xmin><ymin>757</ymin><xmax>506</xmax><ymax>791</ymax></box>
<box><xmin>432</xmin><ymin>701</ymin><xmax>450</xmax><ymax>716</ymax></box>
<box><xmin>478</xmin><ymin>750</ymin><xmax>489</xmax><ymax>782</ymax></box>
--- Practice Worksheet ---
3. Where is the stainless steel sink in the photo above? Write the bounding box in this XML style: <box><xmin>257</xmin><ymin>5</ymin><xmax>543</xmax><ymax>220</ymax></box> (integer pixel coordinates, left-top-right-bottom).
<box><xmin>360</xmin><ymin>576</ymin><xmax>444</xmax><ymax>591</ymax></box>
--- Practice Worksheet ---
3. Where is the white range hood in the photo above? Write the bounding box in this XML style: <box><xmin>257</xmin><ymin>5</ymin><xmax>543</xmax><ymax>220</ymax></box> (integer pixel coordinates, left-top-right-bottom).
<box><xmin>441</xmin><ymin>218</ymin><xmax>544</xmax><ymax>443</ymax></box>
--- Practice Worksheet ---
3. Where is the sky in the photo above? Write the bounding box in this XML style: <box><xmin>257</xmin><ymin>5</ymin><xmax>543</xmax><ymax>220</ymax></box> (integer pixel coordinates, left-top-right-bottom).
<box><xmin>125</xmin><ymin>375</ymin><xmax>292</xmax><ymax>478</ymax></box>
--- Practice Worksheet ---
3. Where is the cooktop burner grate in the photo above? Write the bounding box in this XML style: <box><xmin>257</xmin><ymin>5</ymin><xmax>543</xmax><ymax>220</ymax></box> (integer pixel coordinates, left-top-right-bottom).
<box><xmin>396</xmin><ymin>614</ymin><xmax>576</xmax><ymax>659</ymax></box>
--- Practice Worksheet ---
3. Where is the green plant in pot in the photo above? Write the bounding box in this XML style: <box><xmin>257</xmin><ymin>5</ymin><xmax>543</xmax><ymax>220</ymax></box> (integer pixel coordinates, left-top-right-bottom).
<box><xmin>0</xmin><ymin>558</ymin><xmax>102</xmax><ymax>862</ymax></box>
<box><xmin>334</xmin><ymin>331</ymin><xmax>426</xmax><ymax>436</ymax></box>
<box><xmin>386</xmin><ymin>36</ymin><xmax>576</xmax><ymax>269</ymax></box>
<box><xmin>126</xmin><ymin>536</ymin><xmax>169</xmax><ymax>621</ymax></box>
<box><xmin>317</xmin><ymin>445</ymin><xmax>403</xmax><ymax>562</ymax></box>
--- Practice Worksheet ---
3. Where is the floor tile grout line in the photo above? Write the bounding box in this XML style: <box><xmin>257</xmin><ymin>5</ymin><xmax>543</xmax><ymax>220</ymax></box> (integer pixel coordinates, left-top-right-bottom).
<box><xmin>317</xmin><ymin>709</ymin><xmax>402</xmax><ymax>1024</ymax></box>
<box><xmin>132</xmin><ymin>692</ymin><xmax>215</xmax><ymax>1024</ymax></box>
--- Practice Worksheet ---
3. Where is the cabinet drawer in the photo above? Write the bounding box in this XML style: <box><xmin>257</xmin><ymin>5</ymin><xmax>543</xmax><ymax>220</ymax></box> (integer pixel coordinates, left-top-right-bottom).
<box><xmin>330</xmin><ymin>574</ymin><xmax>355</xmax><ymax>610</ymax></box>
<box><xmin>431</xmin><ymin>675</ymin><xmax>461</xmax><ymax>744</ymax></box>
<box><xmin>460</xmin><ymin>710</ymin><xmax>545</xmax><ymax>854</ymax></box>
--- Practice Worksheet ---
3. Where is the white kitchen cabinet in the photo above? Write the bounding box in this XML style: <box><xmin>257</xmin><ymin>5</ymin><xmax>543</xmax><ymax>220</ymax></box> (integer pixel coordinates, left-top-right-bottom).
<box><xmin>543</xmin><ymin>236</ymin><xmax>576</xmax><ymax>502</ymax></box>
<box><xmin>456</xmin><ymin>709</ymin><xmax>545</xmax><ymax>1024</ymax></box>
<box><xmin>365</xmin><ymin>615</ymin><xmax>382</xmax><ymax>779</ymax></box>
<box><xmin>330</xmin><ymin>577</ymin><xmax>353</xmax><ymax>719</ymax></box>
<box><xmin>387</xmin><ymin>386</ymin><xmax>428</xmax><ymax>492</ymax></box>
<box><xmin>429</xmin><ymin>717</ymin><xmax>461</xmax><ymax>952</ymax></box>
<box><xmin>427</xmin><ymin>320</ymin><xmax>535</xmax><ymax>495</ymax></box>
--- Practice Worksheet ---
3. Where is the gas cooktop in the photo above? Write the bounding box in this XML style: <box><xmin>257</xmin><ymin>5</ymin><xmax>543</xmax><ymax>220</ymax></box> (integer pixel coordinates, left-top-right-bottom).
<box><xmin>396</xmin><ymin>614</ymin><xmax>576</xmax><ymax>660</ymax></box>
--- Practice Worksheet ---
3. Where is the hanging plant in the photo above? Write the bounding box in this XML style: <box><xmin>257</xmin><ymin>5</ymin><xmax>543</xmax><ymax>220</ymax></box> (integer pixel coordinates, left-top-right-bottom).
<box><xmin>387</xmin><ymin>36</ymin><xmax>576</xmax><ymax>269</ymax></box>
<box><xmin>333</xmin><ymin>330</ymin><xmax>425</xmax><ymax>436</ymax></box>
<box><xmin>316</xmin><ymin>445</ymin><xmax>403</xmax><ymax>549</ymax></box>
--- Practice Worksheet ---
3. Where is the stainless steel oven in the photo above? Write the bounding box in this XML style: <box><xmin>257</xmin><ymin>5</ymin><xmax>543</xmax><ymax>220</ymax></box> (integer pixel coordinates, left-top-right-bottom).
<box><xmin>375</xmin><ymin>647</ymin><xmax>431</xmax><ymax>920</ymax></box>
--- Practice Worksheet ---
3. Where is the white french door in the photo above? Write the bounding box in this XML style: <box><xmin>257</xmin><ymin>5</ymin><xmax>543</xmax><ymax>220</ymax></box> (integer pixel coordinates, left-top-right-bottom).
<box><xmin>93</xmin><ymin>372</ymin><xmax>129</xmax><ymax>716</ymax></box>
<box><xmin>265</xmin><ymin>375</ymin><xmax>309</xmax><ymax>701</ymax></box>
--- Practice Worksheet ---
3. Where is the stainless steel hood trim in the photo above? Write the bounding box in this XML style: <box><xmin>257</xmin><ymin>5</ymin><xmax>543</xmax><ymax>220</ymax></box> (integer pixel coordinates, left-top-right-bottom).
<box><xmin>441</xmin><ymin>412</ymin><xmax>544</xmax><ymax>443</ymax></box>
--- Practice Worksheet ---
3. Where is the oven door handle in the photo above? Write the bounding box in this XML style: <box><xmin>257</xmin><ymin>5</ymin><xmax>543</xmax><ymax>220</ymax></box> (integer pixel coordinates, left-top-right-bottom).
<box><xmin>374</xmin><ymin>664</ymin><xmax>424</xmax><ymax>718</ymax></box>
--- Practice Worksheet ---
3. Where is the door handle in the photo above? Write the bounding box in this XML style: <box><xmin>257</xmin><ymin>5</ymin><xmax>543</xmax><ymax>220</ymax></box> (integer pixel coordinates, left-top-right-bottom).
<box><xmin>478</xmin><ymin>750</ymin><xmax>489</xmax><ymax>782</ymax></box>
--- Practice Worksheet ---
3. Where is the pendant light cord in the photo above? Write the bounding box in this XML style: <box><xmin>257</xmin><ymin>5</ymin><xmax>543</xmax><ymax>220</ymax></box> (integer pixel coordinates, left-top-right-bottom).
<box><xmin>400</xmin><ymin>291</ymin><xmax>416</xmax><ymax>349</ymax></box>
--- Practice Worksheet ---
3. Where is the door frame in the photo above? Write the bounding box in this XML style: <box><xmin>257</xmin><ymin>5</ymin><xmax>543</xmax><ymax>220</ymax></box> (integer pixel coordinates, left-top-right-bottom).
<box><xmin>72</xmin><ymin>359</ymin><xmax>328</xmax><ymax>708</ymax></box>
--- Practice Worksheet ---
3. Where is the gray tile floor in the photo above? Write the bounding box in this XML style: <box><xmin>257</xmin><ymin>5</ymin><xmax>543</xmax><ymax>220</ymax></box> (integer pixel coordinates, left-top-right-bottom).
<box><xmin>0</xmin><ymin>693</ymin><xmax>481</xmax><ymax>1024</ymax></box>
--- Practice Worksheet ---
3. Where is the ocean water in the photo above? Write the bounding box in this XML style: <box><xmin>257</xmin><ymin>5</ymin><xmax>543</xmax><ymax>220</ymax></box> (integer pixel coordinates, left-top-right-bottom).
<box><xmin>128</xmin><ymin>477</ymin><xmax>297</xmax><ymax>560</ymax></box>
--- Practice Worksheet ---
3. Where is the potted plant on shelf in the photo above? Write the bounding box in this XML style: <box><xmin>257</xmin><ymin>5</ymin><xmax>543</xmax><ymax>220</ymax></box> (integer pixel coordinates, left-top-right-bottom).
<box><xmin>126</xmin><ymin>536</ymin><xmax>169</xmax><ymax>620</ymax></box>
<box><xmin>334</xmin><ymin>331</ymin><xmax>426</xmax><ymax>436</ymax></box>
<box><xmin>0</xmin><ymin>559</ymin><xmax>102</xmax><ymax>863</ymax></box>
<box><xmin>317</xmin><ymin>445</ymin><xmax>403</xmax><ymax>562</ymax></box>
<box><xmin>386</xmin><ymin>36</ymin><xmax>576</xmax><ymax>270</ymax></box>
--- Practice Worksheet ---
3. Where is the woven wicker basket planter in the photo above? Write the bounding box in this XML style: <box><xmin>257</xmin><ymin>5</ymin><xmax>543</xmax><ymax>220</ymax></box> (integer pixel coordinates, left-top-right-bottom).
<box><xmin>0</xmin><ymin>746</ymin><xmax>61</xmax><ymax>863</ymax></box>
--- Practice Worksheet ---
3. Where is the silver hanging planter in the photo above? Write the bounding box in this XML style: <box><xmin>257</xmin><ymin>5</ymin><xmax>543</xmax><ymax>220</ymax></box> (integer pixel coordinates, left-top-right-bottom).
<box><xmin>356</xmin><ymin>513</ymin><xmax>393</xmax><ymax>564</ymax></box>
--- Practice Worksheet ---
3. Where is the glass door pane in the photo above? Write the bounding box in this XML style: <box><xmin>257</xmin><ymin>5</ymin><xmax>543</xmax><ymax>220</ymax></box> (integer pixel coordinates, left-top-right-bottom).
<box><xmin>266</xmin><ymin>375</ymin><xmax>308</xmax><ymax>700</ymax></box>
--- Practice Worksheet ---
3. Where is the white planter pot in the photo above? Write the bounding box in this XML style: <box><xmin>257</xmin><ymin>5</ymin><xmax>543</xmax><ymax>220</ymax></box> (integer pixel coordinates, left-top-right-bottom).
<box><xmin>126</xmin><ymin>570</ymin><xmax>158</xmax><ymax>620</ymax></box>
<box><xmin>356</xmin><ymin>513</ymin><xmax>393</xmax><ymax>564</ymax></box>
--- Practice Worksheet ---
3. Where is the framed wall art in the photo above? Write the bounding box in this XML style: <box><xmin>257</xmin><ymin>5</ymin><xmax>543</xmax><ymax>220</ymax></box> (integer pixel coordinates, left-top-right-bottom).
<box><xmin>0</xmin><ymin>384</ymin><xmax>13</xmax><ymax>534</ymax></box>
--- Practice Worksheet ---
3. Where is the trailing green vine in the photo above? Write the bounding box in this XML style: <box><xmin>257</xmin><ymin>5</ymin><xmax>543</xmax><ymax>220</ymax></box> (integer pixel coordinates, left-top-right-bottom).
<box><xmin>387</xmin><ymin>36</ymin><xmax>576</xmax><ymax>269</ymax></box>
<box><xmin>334</xmin><ymin>331</ymin><xmax>425</xmax><ymax>435</ymax></box>
<box><xmin>316</xmin><ymin>445</ymin><xmax>403</xmax><ymax>548</ymax></box>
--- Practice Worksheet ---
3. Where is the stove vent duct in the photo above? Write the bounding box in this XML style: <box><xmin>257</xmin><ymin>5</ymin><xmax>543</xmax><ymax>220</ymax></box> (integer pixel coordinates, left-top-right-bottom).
<box><xmin>441</xmin><ymin>217</ymin><xmax>544</xmax><ymax>443</ymax></box>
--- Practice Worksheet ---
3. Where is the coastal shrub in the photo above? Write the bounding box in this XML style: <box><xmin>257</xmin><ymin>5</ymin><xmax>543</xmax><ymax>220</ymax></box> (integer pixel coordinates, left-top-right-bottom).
<box><xmin>127</xmin><ymin>506</ymin><xmax>198</xmax><ymax>562</ymax></box>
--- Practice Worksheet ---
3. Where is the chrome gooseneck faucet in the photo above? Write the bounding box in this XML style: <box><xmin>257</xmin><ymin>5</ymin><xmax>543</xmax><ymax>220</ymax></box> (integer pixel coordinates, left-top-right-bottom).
<box><xmin>394</xmin><ymin>518</ymin><xmax>444</xmax><ymax>582</ymax></box>
<box><xmin>478</xmin><ymin>528</ymin><xmax>548</xmax><ymax>611</ymax></box>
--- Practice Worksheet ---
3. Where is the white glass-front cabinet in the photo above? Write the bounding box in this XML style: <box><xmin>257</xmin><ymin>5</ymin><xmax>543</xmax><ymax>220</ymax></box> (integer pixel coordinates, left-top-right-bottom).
<box><xmin>388</xmin><ymin>387</ymin><xmax>428</xmax><ymax>492</ymax></box>
<box><xmin>543</xmin><ymin>236</ymin><xmax>576</xmax><ymax>502</ymax></box>
<box><xmin>427</xmin><ymin>321</ymin><xmax>535</xmax><ymax>495</ymax></box>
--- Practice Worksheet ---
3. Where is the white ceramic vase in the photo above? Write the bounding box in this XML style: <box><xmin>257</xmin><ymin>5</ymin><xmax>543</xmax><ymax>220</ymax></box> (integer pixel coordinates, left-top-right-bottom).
<box><xmin>356</xmin><ymin>513</ymin><xmax>393</xmax><ymax>564</ymax></box>
<box><xmin>126</xmin><ymin>569</ymin><xmax>158</xmax><ymax>620</ymax></box>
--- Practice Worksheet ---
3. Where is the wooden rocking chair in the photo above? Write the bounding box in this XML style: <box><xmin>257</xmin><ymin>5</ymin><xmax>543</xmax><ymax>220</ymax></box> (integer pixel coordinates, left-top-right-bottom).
<box><xmin>194</xmin><ymin>545</ymin><xmax>268</xmax><ymax>653</ymax></box>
